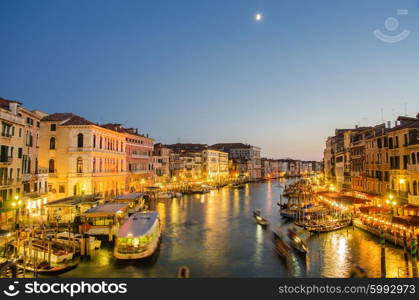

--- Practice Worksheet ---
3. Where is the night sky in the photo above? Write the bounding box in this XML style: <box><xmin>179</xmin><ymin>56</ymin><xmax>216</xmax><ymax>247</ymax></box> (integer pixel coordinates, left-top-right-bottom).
<box><xmin>1</xmin><ymin>0</ymin><xmax>418</xmax><ymax>160</ymax></box>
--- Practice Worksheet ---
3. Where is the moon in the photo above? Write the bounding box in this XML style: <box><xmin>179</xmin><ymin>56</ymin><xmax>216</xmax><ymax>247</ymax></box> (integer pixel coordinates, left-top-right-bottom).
<box><xmin>255</xmin><ymin>13</ymin><xmax>262</xmax><ymax>22</ymax></box>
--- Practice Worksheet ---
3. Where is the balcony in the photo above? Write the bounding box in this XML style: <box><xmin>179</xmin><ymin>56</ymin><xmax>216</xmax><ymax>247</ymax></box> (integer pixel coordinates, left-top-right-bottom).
<box><xmin>21</xmin><ymin>173</ymin><xmax>32</xmax><ymax>181</ymax></box>
<box><xmin>0</xmin><ymin>132</ymin><xmax>12</xmax><ymax>139</ymax></box>
<box><xmin>408</xmin><ymin>194</ymin><xmax>419</xmax><ymax>206</ymax></box>
<box><xmin>131</xmin><ymin>154</ymin><xmax>150</xmax><ymax>159</ymax></box>
<box><xmin>0</xmin><ymin>156</ymin><xmax>12</xmax><ymax>165</ymax></box>
<box><xmin>391</xmin><ymin>190</ymin><xmax>409</xmax><ymax>202</ymax></box>
<box><xmin>0</xmin><ymin>178</ymin><xmax>14</xmax><ymax>187</ymax></box>
<box><xmin>129</xmin><ymin>170</ymin><xmax>150</xmax><ymax>174</ymax></box>
<box><xmin>408</xmin><ymin>164</ymin><xmax>419</xmax><ymax>172</ymax></box>
<box><xmin>68</xmin><ymin>147</ymin><xmax>94</xmax><ymax>152</ymax></box>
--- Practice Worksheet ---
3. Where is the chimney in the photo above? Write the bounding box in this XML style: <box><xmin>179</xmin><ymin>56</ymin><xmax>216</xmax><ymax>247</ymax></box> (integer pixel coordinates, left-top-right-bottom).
<box><xmin>387</xmin><ymin>121</ymin><xmax>391</xmax><ymax>128</ymax></box>
<box><xmin>136</xmin><ymin>128</ymin><xmax>138</xmax><ymax>134</ymax></box>
<box><xmin>9</xmin><ymin>102</ymin><xmax>18</xmax><ymax>115</ymax></box>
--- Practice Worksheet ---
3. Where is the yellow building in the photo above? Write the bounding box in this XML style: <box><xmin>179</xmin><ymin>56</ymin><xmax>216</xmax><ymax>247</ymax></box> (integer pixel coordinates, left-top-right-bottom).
<box><xmin>202</xmin><ymin>148</ymin><xmax>229</xmax><ymax>181</ymax></box>
<box><xmin>39</xmin><ymin>113</ymin><xmax>127</xmax><ymax>201</ymax></box>
<box><xmin>386</xmin><ymin>116</ymin><xmax>419</xmax><ymax>211</ymax></box>
<box><xmin>0</xmin><ymin>98</ymin><xmax>48</xmax><ymax>227</ymax></box>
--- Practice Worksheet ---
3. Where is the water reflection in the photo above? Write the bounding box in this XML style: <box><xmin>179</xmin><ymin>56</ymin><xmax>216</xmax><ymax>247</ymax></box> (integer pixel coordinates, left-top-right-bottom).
<box><xmin>62</xmin><ymin>180</ymin><xmax>411</xmax><ymax>278</ymax></box>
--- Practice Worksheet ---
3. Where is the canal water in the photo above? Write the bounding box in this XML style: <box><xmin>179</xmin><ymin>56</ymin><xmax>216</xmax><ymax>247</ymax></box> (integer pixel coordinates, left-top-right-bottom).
<box><xmin>62</xmin><ymin>180</ymin><xmax>412</xmax><ymax>278</ymax></box>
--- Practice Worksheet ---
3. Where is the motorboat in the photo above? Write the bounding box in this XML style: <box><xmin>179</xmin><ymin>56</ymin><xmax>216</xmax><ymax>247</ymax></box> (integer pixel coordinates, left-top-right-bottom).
<box><xmin>287</xmin><ymin>228</ymin><xmax>308</xmax><ymax>255</ymax></box>
<box><xmin>231</xmin><ymin>183</ymin><xmax>245</xmax><ymax>189</ymax></box>
<box><xmin>253</xmin><ymin>210</ymin><xmax>269</xmax><ymax>227</ymax></box>
<box><xmin>113</xmin><ymin>211</ymin><xmax>161</xmax><ymax>260</ymax></box>
<box><xmin>158</xmin><ymin>192</ymin><xmax>173</xmax><ymax>199</ymax></box>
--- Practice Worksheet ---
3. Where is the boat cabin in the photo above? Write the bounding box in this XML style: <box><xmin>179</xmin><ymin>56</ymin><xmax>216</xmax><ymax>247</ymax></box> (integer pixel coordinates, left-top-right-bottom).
<box><xmin>82</xmin><ymin>202</ymin><xmax>129</xmax><ymax>240</ymax></box>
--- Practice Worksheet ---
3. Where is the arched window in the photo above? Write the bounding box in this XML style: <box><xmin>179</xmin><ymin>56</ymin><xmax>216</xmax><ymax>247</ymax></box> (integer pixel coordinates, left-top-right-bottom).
<box><xmin>93</xmin><ymin>158</ymin><xmax>96</xmax><ymax>173</ymax></box>
<box><xmin>48</xmin><ymin>159</ymin><xmax>55</xmax><ymax>173</ymax></box>
<box><xmin>413</xmin><ymin>181</ymin><xmax>418</xmax><ymax>196</ymax></box>
<box><xmin>100</xmin><ymin>136</ymin><xmax>103</xmax><ymax>149</ymax></box>
<box><xmin>93</xmin><ymin>135</ymin><xmax>96</xmax><ymax>148</ymax></box>
<box><xmin>412</xmin><ymin>153</ymin><xmax>417</xmax><ymax>165</ymax></box>
<box><xmin>49</xmin><ymin>137</ymin><xmax>56</xmax><ymax>149</ymax></box>
<box><xmin>77</xmin><ymin>133</ymin><xmax>84</xmax><ymax>148</ymax></box>
<box><xmin>77</xmin><ymin>157</ymin><xmax>83</xmax><ymax>173</ymax></box>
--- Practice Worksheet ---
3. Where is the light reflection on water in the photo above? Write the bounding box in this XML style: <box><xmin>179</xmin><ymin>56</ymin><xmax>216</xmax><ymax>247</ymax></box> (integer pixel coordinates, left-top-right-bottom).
<box><xmin>61</xmin><ymin>180</ymin><xmax>414</xmax><ymax>278</ymax></box>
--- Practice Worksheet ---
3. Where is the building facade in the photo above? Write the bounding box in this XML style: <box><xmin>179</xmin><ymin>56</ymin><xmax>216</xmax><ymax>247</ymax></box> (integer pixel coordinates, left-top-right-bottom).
<box><xmin>153</xmin><ymin>143</ymin><xmax>171</xmax><ymax>183</ymax></box>
<box><xmin>39</xmin><ymin>113</ymin><xmax>127</xmax><ymax>201</ymax></box>
<box><xmin>324</xmin><ymin>114</ymin><xmax>419</xmax><ymax>215</ymax></box>
<box><xmin>101</xmin><ymin>124</ymin><xmax>154</xmax><ymax>192</ymax></box>
<box><xmin>0</xmin><ymin>98</ymin><xmax>47</xmax><ymax>227</ymax></box>
<box><xmin>211</xmin><ymin>143</ymin><xmax>262</xmax><ymax>180</ymax></box>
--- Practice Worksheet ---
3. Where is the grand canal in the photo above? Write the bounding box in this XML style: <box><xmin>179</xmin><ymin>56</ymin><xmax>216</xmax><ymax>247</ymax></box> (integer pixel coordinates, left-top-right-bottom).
<box><xmin>62</xmin><ymin>180</ymin><xmax>412</xmax><ymax>278</ymax></box>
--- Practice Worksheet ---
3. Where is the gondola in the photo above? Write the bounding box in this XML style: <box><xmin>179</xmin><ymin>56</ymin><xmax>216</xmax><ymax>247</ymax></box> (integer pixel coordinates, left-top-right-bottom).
<box><xmin>272</xmin><ymin>231</ymin><xmax>292</xmax><ymax>260</ymax></box>
<box><xmin>16</xmin><ymin>260</ymin><xmax>78</xmax><ymax>275</ymax></box>
<box><xmin>277</xmin><ymin>203</ymin><xmax>288</xmax><ymax>209</ymax></box>
<box><xmin>305</xmin><ymin>219</ymin><xmax>351</xmax><ymax>233</ymax></box>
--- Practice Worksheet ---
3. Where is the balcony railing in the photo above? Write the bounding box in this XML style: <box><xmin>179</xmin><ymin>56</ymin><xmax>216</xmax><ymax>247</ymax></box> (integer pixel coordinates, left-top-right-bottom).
<box><xmin>0</xmin><ymin>157</ymin><xmax>12</xmax><ymax>165</ymax></box>
<box><xmin>21</xmin><ymin>173</ymin><xmax>32</xmax><ymax>181</ymax></box>
<box><xmin>1</xmin><ymin>132</ymin><xmax>12</xmax><ymax>138</ymax></box>
<box><xmin>131</xmin><ymin>154</ymin><xmax>150</xmax><ymax>159</ymax></box>
<box><xmin>407</xmin><ymin>164</ymin><xmax>419</xmax><ymax>172</ymax></box>
<box><xmin>408</xmin><ymin>194</ymin><xmax>419</xmax><ymax>206</ymax></box>
<box><xmin>0</xmin><ymin>178</ymin><xmax>14</xmax><ymax>186</ymax></box>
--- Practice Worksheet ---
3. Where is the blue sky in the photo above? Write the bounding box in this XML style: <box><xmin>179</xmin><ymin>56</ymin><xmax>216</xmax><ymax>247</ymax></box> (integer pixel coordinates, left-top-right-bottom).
<box><xmin>1</xmin><ymin>0</ymin><xmax>418</xmax><ymax>160</ymax></box>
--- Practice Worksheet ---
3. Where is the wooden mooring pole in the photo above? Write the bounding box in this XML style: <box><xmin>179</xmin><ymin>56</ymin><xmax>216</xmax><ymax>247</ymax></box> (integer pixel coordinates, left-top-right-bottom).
<box><xmin>411</xmin><ymin>235</ymin><xmax>418</xmax><ymax>278</ymax></box>
<box><xmin>380</xmin><ymin>230</ymin><xmax>386</xmax><ymax>278</ymax></box>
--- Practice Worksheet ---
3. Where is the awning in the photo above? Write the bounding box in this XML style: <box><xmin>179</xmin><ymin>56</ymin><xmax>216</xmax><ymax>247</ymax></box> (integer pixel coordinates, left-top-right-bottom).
<box><xmin>113</xmin><ymin>193</ymin><xmax>144</xmax><ymax>201</ymax></box>
<box><xmin>46</xmin><ymin>194</ymin><xmax>102</xmax><ymax>207</ymax></box>
<box><xmin>317</xmin><ymin>191</ymin><xmax>371</xmax><ymax>205</ymax></box>
<box><xmin>83</xmin><ymin>202</ymin><xmax>129</xmax><ymax>218</ymax></box>
<box><xmin>403</xmin><ymin>204</ymin><xmax>419</xmax><ymax>213</ymax></box>
<box><xmin>359</xmin><ymin>206</ymin><xmax>391</xmax><ymax>214</ymax></box>
<box><xmin>392</xmin><ymin>216</ymin><xmax>419</xmax><ymax>226</ymax></box>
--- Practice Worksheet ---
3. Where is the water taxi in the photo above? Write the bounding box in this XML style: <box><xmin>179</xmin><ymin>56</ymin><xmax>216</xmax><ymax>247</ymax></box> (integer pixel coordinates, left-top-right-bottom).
<box><xmin>113</xmin><ymin>211</ymin><xmax>161</xmax><ymax>260</ymax></box>
<box><xmin>253</xmin><ymin>209</ymin><xmax>269</xmax><ymax>227</ymax></box>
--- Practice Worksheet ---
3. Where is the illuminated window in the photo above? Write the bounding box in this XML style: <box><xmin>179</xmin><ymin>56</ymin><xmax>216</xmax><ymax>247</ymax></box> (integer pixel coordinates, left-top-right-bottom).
<box><xmin>77</xmin><ymin>157</ymin><xmax>83</xmax><ymax>173</ymax></box>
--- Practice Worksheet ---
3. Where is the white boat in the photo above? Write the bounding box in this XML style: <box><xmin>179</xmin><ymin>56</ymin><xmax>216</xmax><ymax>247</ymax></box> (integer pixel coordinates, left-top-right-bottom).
<box><xmin>113</xmin><ymin>211</ymin><xmax>161</xmax><ymax>260</ymax></box>
<box><xmin>52</xmin><ymin>232</ymin><xmax>101</xmax><ymax>250</ymax></box>
<box><xmin>158</xmin><ymin>193</ymin><xmax>173</xmax><ymax>199</ymax></box>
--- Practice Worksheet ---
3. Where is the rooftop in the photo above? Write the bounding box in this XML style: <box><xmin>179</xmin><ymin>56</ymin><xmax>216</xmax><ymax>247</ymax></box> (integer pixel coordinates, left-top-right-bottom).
<box><xmin>117</xmin><ymin>211</ymin><xmax>159</xmax><ymax>237</ymax></box>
